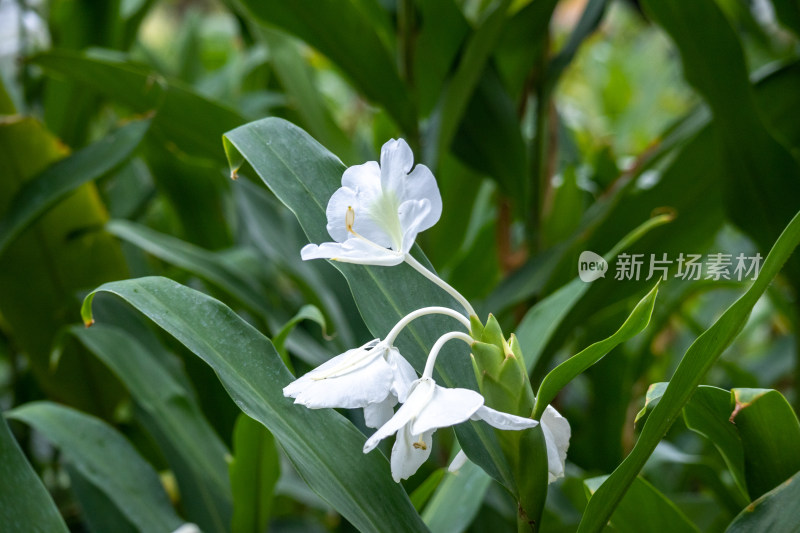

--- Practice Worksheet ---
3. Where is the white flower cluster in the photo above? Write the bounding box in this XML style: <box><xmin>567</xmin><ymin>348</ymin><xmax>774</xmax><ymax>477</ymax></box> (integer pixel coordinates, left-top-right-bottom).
<box><xmin>285</xmin><ymin>139</ymin><xmax>569</xmax><ymax>483</ymax></box>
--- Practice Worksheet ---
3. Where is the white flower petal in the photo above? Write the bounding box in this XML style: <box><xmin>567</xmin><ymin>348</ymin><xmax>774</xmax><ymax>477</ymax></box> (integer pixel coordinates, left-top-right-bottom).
<box><xmin>447</xmin><ymin>449</ymin><xmax>469</xmax><ymax>473</ymax></box>
<box><xmin>300</xmin><ymin>240</ymin><xmax>404</xmax><ymax>266</ymax></box>
<box><xmin>541</xmin><ymin>405</ymin><xmax>571</xmax><ymax>483</ymax></box>
<box><xmin>324</xmin><ymin>186</ymin><xmax>357</xmax><ymax>244</ymax></box>
<box><xmin>363</xmin><ymin>379</ymin><xmax>433</xmax><ymax>453</ymax></box>
<box><xmin>342</xmin><ymin>160</ymin><xmax>381</xmax><ymax>191</ymax></box>
<box><xmin>379</xmin><ymin>139</ymin><xmax>414</xmax><ymax>194</ymax></box>
<box><xmin>471</xmin><ymin>405</ymin><xmax>538</xmax><ymax>430</ymax></box>
<box><xmin>386</xmin><ymin>347</ymin><xmax>419</xmax><ymax>402</ymax></box>
<box><xmin>398</xmin><ymin>199</ymin><xmax>432</xmax><ymax>254</ymax></box>
<box><xmin>400</xmin><ymin>164</ymin><xmax>442</xmax><ymax>232</ymax></box>
<box><xmin>364</xmin><ymin>394</ymin><xmax>397</xmax><ymax>429</ymax></box>
<box><xmin>391</xmin><ymin>426</ymin><xmax>434</xmax><ymax>482</ymax></box>
<box><xmin>283</xmin><ymin>342</ymin><xmax>393</xmax><ymax>409</ymax></box>
<box><xmin>410</xmin><ymin>384</ymin><xmax>484</xmax><ymax>435</ymax></box>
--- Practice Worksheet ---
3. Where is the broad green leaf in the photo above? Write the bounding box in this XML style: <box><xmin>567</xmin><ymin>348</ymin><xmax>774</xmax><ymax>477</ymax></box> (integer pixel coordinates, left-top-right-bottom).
<box><xmin>32</xmin><ymin>50</ymin><xmax>244</xmax><ymax>161</ymax></box>
<box><xmin>66</xmin><ymin>464</ymin><xmax>138</xmax><ymax>533</ymax></box>
<box><xmin>229</xmin><ymin>413</ymin><xmax>280</xmax><ymax>533</ymax></box>
<box><xmin>533</xmin><ymin>282</ymin><xmax>658</xmax><ymax>419</ymax></box>
<box><xmin>730</xmin><ymin>388</ymin><xmax>800</xmax><ymax>499</ymax></box>
<box><xmin>223</xmin><ymin>117</ymin><xmax>516</xmax><ymax>499</ymax></box>
<box><xmin>422</xmin><ymin>460</ymin><xmax>493</xmax><ymax>533</ymax></box>
<box><xmin>640</xmin><ymin>0</ymin><xmax>800</xmax><ymax>279</ymax></box>
<box><xmin>0</xmin><ymin>118</ymin><xmax>150</xmax><ymax>256</ymax></box>
<box><xmin>584</xmin><ymin>476</ymin><xmax>700</xmax><ymax>533</ymax></box>
<box><xmin>0</xmin><ymin>416</ymin><xmax>68</xmax><ymax>533</ymax></box>
<box><xmin>726</xmin><ymin>470</ymin><xmax>800</xmax><ymax>533</ymax></box>
<box><xmin>81</xmin><ymin>276</ymin><xmax>429</xmax><ymax>533</ymax></box>
<box><xmin>62</xmin><ymin>324</ymin><xmax>233</xmax><ymax>533</ymax></box>
<box><xmin>577</xmin><ymin>210</ymin><xmax>800</xmax><ymax>533</ymax></box>
<box><xmin>516</xmin><ymin>214</ymin><xmax>672</xmax><ymax>373</ymax></box>
<box><xmin>236</xmin><ymin>0</ymin><xmax>416</xmax><ymax>134</ymax></box>
<box><xmin>7</xmin><ymin>402</ymin><xmax>184</xmax><ymax>533</ymax></box>
<box><xmin>683</xmin><ymin>386</ymin><xmax>748</xmax><ymax>499</ymax></box>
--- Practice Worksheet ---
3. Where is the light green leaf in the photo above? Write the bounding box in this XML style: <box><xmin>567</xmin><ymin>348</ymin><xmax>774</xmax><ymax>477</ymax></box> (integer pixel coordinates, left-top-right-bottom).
<box><xmin>533</xmin><ymin>282</ymin><xmax>658</xmax><ymax>419</ymax></box>
<box><xmin>7</xmin><ymin>402</ymin><xmax>184</xmax><ymax>533</ymax></box>
<box><xmin>634</xmin><ymin>382</ymin><xmax>667</xmax><ymax>426</ymax></box>
<box><xmin>0</xmin><ymin>416</ymin><xmax>68</xmax><ymax>533</ymax></box>
<box><xmin>577</xmin><ymin>210</ymin><xmax>800</xmax><ymax>533</ymax></box>
<box><xmin>584</xmin><ymin>475</ymin><xmax>700</xmax><ymax>533</ymax></box>
<box><xmin>229</xmin><ymin>413</ymin><xmax>280</xmax><ymax>533</ymax></box>
<box><xmin>62</xmin><ymin>324</ymin><xmax>233</xmax><ymax>533</ymax></box>
<box><xmin>81</xmin><ymin>276</ymin><xmax>429</xmax><ymax>533</ymax></box>
<box><xmin>730</xmin><ymin>388</ymin><xmax>800</xmax><ymax>499</ymax></box>
<box><xmin>0</xmin><ymin>118</ymin><xmax>150</xmax><ymax>256</ymax></box>
<box><xmin>726</xmin><ymin>470</ymin><xmax>800</xmax><ymax>533</ymax></box>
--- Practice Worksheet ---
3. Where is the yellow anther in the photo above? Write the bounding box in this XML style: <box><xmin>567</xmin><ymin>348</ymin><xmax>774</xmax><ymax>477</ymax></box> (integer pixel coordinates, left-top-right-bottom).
<box><xmin>346</xmin><ymin>206</ymin><xmax>355</xmax><ymax>233</ymax></box>
<box><xmin>412</xmin><ymin>436</ymin><xmax>427</xmax><ymax>450</ymax></box>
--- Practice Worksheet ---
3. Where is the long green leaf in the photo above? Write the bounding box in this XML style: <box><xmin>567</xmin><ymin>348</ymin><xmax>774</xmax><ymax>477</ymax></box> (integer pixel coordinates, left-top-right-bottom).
<box><xmin>0</xmin><ymin>119</ymin><xmax>150</xmax><ymax>256</ymax></box>
<box><xmin>63</xmin><ymin>323</ymin><xmax>233</xmax><ymax>533</ymax></box>
<box><xmin>81</xmin><ymin>276</ymin><xmax>429</xmax><ymax>533</ymax></box>
<box><xmin>422</xmin><ymin>460</ymin><xmax>493</xmax><ymax>533</ymax></box>
<box><xmin>7</xmin><ymin>402</ymin><xmax>184</xmax><ymax>533</ymax></box>
<box><xmin>533</xmin><ymin>282</ymin><xmax>658</xmax><ymax>419</ymax></box>
<box><xmin>577</xmin><ymin>210</ymin><xmax>800</xmax><ymax>533</ymax></box>
<box><xmin>0</xmin><ymin>415</ymin><xmax>68</xmax><ymax>533</ymax></box>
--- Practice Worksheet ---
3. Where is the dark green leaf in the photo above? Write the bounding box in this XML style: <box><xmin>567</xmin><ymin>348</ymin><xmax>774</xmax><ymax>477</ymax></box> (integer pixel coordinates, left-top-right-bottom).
<box><xmin>726</xmin><ymin>470</ymin><xmax>800</xmax><ymax>533</ymax></box>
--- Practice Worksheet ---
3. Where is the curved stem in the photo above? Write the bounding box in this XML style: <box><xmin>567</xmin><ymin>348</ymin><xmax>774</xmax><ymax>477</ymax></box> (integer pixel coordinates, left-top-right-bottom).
<box><xmin>422</xmin><ymin>331</ymin><xmax>474</xmax><ymax>379</ymax></box>
<box><xmin>403</xmin><ymin>253</ymin><xmax>477</xmax><ymax>317</ymax></box>
<box><xmin>385</xmin><ymin>306</ymin><xmax>471</xmax><ymax>345</ymax></box>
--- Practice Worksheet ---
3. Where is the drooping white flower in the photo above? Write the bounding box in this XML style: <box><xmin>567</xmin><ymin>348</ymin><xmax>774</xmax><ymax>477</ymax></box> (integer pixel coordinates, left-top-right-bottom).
<box><xmin>283</xmin><ymin>339</ymin><xmax>418</xmax><ymax>428</ymax></box>
<box><xmin>301</xmin><ymin>138</ymin><xmax>442</xmax><ymax>266</ymax></box>
<box><xmin>363</xmin><ymin>377</ymin><xmax>538</xmax><ymax>482</ymax></box>
<box><xmin>541</xmin><ymin>404</ymin><xmax>571</xmax><ymax>483</ymax></box>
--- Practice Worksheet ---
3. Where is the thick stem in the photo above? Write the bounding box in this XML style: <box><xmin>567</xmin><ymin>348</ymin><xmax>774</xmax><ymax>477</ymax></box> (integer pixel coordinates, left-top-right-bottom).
<box><xmin>404</xmin><ymin>253</ymin><xmax>477</xmax><ymax>317</ymax></box>
<box><xmin>385</xmin><ymin>306</ymin><xmax>471</xmax><ymax>345</ymax></box>
<box><xmin>422</xmin><ymin>331</ymin><xmax>474</xmax><ymax>379</ymax></box>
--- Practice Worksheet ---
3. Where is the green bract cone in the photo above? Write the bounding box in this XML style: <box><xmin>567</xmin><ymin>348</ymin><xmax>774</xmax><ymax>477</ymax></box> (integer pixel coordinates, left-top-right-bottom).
<box><xmin>469</xmin><ymin>314</ymin><xmax>546</xmax><ymax>532</ymax></box>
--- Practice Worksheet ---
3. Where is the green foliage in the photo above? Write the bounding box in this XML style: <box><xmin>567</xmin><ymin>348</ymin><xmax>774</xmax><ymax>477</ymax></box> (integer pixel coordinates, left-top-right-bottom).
<box><xmin>1</xmin><ymin>0</ymin><xmax>800</xmax><ymax>531</ymax></box>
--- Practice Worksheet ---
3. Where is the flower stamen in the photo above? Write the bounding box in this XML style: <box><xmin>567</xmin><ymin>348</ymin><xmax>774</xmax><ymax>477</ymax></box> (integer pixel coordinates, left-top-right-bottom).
<box><xmin>413</xmin><ymin>436</ymin><xmax>427</xmax><ymax>450</ymax></box>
